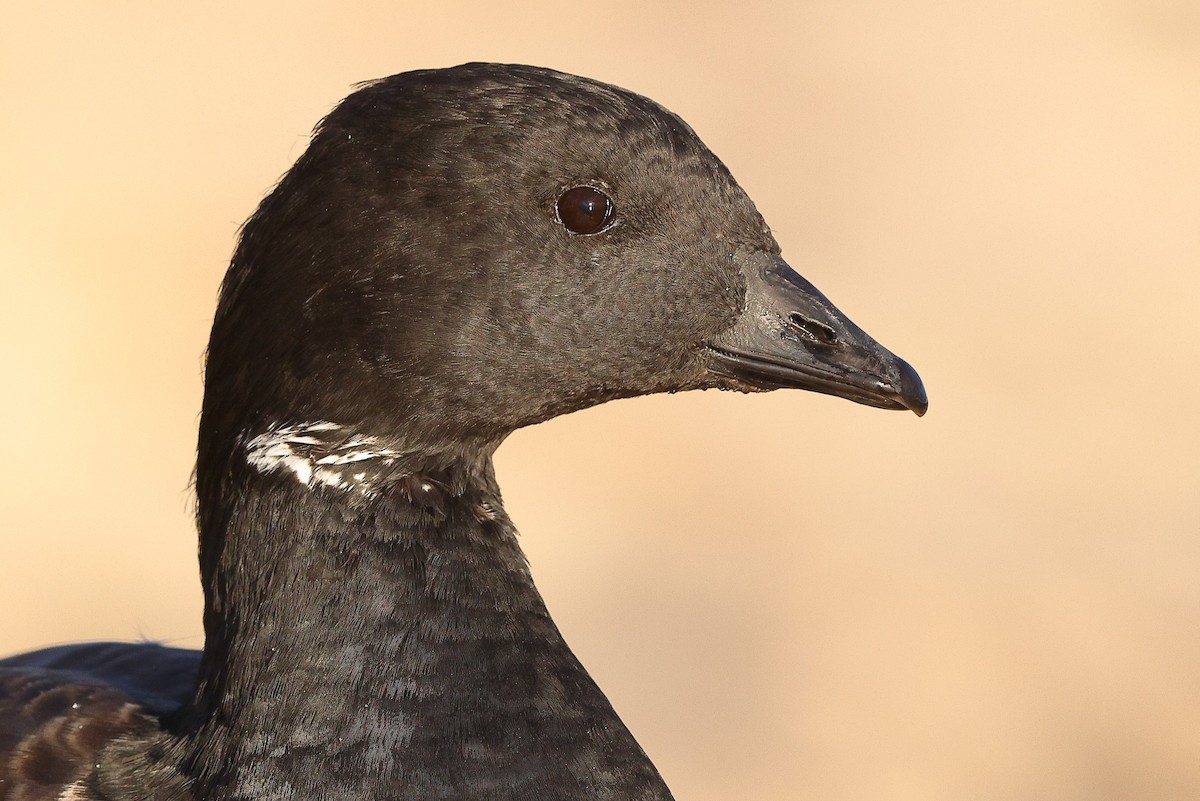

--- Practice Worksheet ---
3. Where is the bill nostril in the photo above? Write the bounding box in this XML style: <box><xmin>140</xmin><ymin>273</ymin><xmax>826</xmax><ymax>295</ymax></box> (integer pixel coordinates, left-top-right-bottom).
<box><xmin>786</xmin><ymin>313</ymin><xmax>839</xmax><ymax>346</ymax></box>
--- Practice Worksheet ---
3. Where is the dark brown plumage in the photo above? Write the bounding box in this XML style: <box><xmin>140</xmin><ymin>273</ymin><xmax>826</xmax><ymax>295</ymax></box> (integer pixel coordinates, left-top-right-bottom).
<box><xmin>1</xmin><ymin>63</ymin><xmax>924</xmax><ymax>801</ymax></box>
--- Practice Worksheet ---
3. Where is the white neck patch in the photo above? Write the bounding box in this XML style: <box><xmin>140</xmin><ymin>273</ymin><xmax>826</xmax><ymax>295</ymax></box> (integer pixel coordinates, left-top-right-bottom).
<box><xmin>243</xmin><ymin>421</ymin><xmax>406</xmax><ymax>496</ymax></box>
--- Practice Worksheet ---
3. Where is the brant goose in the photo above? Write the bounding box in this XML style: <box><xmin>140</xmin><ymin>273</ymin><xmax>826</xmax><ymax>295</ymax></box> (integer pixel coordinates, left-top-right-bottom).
<box><xmin>0</xmin><ymin>63</ymin><xmax>926</xmax><ymax>800</ymax></box>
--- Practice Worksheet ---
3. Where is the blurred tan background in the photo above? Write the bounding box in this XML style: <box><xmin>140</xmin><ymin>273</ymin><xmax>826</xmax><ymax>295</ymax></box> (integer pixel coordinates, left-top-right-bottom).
<box><xmin>2</xmin><ymin>2</ymin><xmax>1198</xmax><ymax>799</ymax></box>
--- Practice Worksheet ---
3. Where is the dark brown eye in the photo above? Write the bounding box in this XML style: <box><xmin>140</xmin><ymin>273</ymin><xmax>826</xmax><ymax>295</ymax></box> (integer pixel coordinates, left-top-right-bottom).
<box><xmin>556</xmin><ymin>185</ymin><xmax>614</xmax><ymax>235</ymax></box>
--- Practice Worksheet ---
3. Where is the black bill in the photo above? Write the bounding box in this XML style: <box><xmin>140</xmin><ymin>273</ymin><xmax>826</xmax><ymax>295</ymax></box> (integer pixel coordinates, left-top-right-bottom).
<box><xmin>707</xmin><ymin>252</ymin><xmax>927</xmax><ymax>416</ymax></box>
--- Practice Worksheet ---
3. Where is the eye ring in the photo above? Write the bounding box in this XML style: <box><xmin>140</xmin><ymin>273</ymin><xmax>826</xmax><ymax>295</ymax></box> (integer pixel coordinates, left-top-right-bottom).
<box><xmin>556</xmin><ymin>185</ymin><xmax>615</xmax><ymax>235</ymax></box>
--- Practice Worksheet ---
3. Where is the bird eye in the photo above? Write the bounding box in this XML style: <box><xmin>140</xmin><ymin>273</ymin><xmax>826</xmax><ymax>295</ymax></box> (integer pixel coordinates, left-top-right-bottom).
<box><xmin>556</xmin><ymin>185</ymin><xmax>615</xmax><ymax>235</ymax></box>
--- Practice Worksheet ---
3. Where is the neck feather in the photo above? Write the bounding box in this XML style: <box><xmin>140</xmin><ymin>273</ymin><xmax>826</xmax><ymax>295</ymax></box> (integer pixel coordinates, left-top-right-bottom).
<box><xmin>181</xmin><ymin>425</ymin><xmax>672</xmax><ymax>801</ymax></box>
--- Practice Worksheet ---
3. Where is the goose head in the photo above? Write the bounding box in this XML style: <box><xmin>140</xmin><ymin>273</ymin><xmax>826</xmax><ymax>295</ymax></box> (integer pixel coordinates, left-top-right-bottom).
<box><xmin>199</xmin><ymin>63</ymin><xmax>926</xmax><ymax>492</ymax></box>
